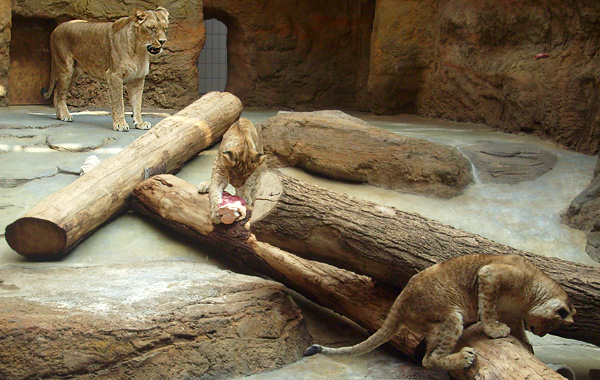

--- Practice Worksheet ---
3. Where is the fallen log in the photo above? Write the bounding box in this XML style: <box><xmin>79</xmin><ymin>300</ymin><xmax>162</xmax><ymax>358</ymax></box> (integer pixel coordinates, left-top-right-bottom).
<box><xmin>250</xmin><ymin>170</ymin><xmax>600</xmax><ymax>347</ymax></box>
<box><xmin>130</xmin><ymin>174</ymin><xmax>567</xmax><ymax>380</ymax></box>
<box><xmin>5</xmin><ymin>92</ymin><xmax>242</xmax><ymax>260</ymax></box>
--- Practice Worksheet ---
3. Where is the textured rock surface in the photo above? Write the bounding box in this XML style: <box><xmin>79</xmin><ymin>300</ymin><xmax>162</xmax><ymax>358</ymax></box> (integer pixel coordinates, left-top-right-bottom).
<box><xmin>201</xmin><ymin>0</ymin><xmax>374</xmax><ymax>111</ymax></box>
<box><xmin>0</xmin><ymin>261</ymin><xmax>310</xmax><ymax>380</ymax></box>
<box><xmin>259</xmin><ymin>111</ymin><xmax>473</xmax><ymax>198</ymax></box>
<box><xmin>0</xmin><ymin>0</ymin><xmax>8</xmax><ymax>107</ymax></box>
<box><xmin>370</xmin><ymin>0</ymin><xmax>600</xmax><ymax>154</ymax></box>
<box><xmin>460</xmin><ymin>142</ymin><xmax>558</xmax><ymax>184</ymax></box>
<box><xmin>563</xmin><ymin>159</ymin><xmax>600</xmax><ymax>262</ymax></box>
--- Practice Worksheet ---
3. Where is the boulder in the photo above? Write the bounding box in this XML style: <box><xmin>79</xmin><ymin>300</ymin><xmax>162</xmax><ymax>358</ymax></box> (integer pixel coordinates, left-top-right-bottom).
<box><xmin>258</xmin><ymin>110</ymin><xmax>473</xmax><ymax>198</ymax></box>
<box><xmin>460</xmin><ymin>142</ymin><xmax>558</xmax><ymax>184</ymax></box>
<box><xmin>0</xmin><ymin>261</ymin><xmax>310</xmax><ymax>380</ymax></box>
<box><xmin>562</xmin><ymin>158</ymin><xmax>600</xmax><ymax>262</ymax></box>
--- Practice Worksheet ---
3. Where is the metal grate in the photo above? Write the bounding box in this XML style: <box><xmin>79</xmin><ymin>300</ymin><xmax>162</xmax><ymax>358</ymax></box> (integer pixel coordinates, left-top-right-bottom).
<box><xmin>197</xmin><ymin>19</ymin><xmax>227</xmax><ymax>95</ymax></box>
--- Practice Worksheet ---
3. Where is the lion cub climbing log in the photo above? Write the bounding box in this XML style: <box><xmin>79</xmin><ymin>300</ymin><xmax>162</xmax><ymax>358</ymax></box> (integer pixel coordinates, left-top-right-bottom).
<box><xmin>198</xmin><ymin>117</ymin><xmax>266</xmax><ymax>224</ymax></box>
<box><xmin>304</xmin><ymin>254</ymin><xmax>575</xmax><ymax>371</ymax></box>
<box><xmin>43</xmin><ymin>7</ymin><xmax>169</xmax><ymax>132</ymax></box>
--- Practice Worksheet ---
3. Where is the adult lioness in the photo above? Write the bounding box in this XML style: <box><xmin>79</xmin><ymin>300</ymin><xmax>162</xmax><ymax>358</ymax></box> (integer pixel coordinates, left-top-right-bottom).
<box><xmin>304</xmin><ymin>254</ymin><xmax>575</xmax><ymax>371</ymax></box>
<box><xmin>43</xmin><ymin>7</ymin><xmax>169</xmax><ymax>132</ymax></box>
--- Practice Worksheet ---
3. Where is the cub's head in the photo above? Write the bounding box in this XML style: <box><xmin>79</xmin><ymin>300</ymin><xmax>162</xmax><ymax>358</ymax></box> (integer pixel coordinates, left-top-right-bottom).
<box><xmin>525</xmin><ymin>293</ymin><xmax>576</xmax><ymax>337</ymax></box>
<box><xmin>220</xmin><ymin>119</ymin><xmax>266</xmax><ymax>188</ymax></box>
<box><xmin>134</xmin><ymin>7</ymin><xmax>169</xmax><ymax>55</ymax></box>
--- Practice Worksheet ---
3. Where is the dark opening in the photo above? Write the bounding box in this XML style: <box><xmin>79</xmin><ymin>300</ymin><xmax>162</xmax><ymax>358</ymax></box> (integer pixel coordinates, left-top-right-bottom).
<box><xmin>197</xmin><ymin>18</ymin><xmax>228</xmax><ymax>95</ymax></box>
<box><xmin>9</xmin><ymin>16</ymin><xmax>55</xmax><ymax>105</ymax></box>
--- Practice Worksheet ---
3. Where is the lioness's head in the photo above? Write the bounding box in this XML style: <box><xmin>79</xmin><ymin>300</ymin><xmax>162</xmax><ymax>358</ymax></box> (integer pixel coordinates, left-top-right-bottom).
<box><xmin>134</xmin><ymin>7</ymin><xmax>169</xmax><ymax>55</ymax></box>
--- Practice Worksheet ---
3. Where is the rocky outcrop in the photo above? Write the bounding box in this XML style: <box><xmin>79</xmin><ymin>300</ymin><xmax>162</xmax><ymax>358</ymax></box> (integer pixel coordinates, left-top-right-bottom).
<box><xmin>258</xmin><ymin>111</ymin><xmax>473</xmax><ymax>198</ymax></box>
<box><xmin>460</xmin><ymin>142</ymin><xmax>558</xmax><ymax>184</ymax></box>
<box><xmin>562</xmin><ymin>158</ymin><xmax>600</xmax><ymax>262</ymax></box>
<box><xmin>0</xmin><ymin>261</ymin><xmax>310</xmax><ymax>380</ymax></box>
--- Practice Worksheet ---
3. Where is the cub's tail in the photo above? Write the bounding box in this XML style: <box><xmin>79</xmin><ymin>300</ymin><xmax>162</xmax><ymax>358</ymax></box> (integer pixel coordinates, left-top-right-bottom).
<box><xmin>303</xmin><ymin>291</ymin><xmax>405</xmax><ymax>357</ymax></box>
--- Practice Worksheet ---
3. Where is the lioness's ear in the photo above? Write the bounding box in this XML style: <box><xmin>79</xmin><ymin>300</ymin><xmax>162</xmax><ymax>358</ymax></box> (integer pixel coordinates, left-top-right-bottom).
<box><xmin>134</xmin><ymin>9</ymin><xmax>147</xmax><ymax>23</ymax></box>
<box><xmin>156</xmin><ymin>7</ymin><xmax>169</xmax><ymax>21</ymax></box>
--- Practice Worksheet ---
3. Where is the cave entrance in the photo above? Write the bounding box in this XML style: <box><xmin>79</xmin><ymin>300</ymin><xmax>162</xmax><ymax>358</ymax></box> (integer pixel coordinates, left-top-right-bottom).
<box><xmin>197</xmin><ymin>18</ymin><xmax>228</xmax><ymax>95</ymax></box>
<box><xmin>8</xmin><ymin>16</ymin><xmax>55</xmax><ymax>105</ymax></box>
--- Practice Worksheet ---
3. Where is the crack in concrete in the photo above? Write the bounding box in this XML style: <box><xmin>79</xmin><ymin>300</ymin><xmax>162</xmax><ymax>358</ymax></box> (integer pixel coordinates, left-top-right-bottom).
<box><xmin>46</xmin><ymin>135</ymin><xmax>117</xmax><ymax>153</ymax></box>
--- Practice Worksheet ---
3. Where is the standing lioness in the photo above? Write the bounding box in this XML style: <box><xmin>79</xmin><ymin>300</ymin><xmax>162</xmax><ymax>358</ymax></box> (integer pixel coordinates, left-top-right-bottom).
<box><xmin>43</xmin><ymin>7</ymin><xmax>169</xmax><ymax>131</ymax></box>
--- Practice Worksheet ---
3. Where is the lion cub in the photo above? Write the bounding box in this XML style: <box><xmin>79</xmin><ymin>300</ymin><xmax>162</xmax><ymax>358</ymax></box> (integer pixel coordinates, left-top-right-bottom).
<box><xmin>304</xmin><ymin>254</ymin><xmax>575</xmax><ymax>371</ymax></box>
<box><xmin>198</xmin><ymin>118</ymin><xmax>266</xmax><ymax>224</ymax></box>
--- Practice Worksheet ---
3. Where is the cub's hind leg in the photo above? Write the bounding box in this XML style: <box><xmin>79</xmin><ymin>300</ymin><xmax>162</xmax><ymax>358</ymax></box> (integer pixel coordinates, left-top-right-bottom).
<box><xmin>422</xmin><ymin>312</ymin><xmax>476</xmax><ymax>371</ymax></box>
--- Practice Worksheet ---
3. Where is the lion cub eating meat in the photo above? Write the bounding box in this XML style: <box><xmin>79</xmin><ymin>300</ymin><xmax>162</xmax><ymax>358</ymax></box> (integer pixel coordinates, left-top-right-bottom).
<box><xmin>304</xmin><ymin>254</ymin><xmax>575</xmax><ymax>371</ymax></box>
<box><xmin>198</xmin><ymin>118</ymin><xmax>266</xmax><ymax>224</ymax></box>
<box><xmin>43</xmin><ymin>7</ymin><xmax>169</xmax><ymax>132</ymax></box>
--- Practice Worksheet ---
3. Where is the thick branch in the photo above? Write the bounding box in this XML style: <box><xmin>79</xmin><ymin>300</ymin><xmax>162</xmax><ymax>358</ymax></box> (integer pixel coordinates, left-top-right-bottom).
<box><xmin>5</xmin><ymin>92</ymin><xmax>242</xmax><ymax>260</ymax></box>
<box><xmin>250</xmin><ymin>170</ymin><xmax>600</xmax><ymax>347</ymax></box>
<box><xmin>130</xmin><ymin>174</ymin><xmax>567</xmax><ymax>380</ymax></box>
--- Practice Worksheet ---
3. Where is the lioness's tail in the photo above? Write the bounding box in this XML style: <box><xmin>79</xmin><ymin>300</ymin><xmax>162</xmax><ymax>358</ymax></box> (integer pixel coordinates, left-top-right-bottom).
<box><xmin>42</xmin><ymin>52</ymin><xmax>56</xmax><ymax>100</ymax></box>
<box><xmin>303</xmin><ymin>291</ymin><xmax>405</xmax><ymax>357</ymax></box>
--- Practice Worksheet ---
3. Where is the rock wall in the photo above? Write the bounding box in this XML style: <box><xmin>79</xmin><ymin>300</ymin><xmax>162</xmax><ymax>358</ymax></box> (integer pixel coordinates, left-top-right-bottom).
<box><xmin>202</xmin><ymin>0</ymin><xmax>374</xmax><ymax>110</ymax></box>
<box><xmin>3</xmin><ymin>0</ymin><xmax>600</xmax><ymax>153</ymax></box>
<box><xmin>369</xmin><ymin>0</ymin><xmax>600</xmax><ymax>154</ymax></box>
<box><xmin>0</xmin><ymin>0</ymin><xmax>9</xmax><ymax>106</ymax></box>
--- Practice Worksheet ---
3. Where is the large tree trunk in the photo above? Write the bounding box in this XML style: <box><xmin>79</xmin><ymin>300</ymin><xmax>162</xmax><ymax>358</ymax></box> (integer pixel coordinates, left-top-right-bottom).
<box><xmin>130</xmin><ymin>174</ymin><xmax>568</xmax><ymax>380</ymax></box>
<box><xmin>4</xmin><ymin>92</ymin><xmax>242</xmax><ymax>260</ymax></box>
<box><xmin>250</xmin><ymin>170</ymin><xmax>600</xmax><ymax>347</ymax></box>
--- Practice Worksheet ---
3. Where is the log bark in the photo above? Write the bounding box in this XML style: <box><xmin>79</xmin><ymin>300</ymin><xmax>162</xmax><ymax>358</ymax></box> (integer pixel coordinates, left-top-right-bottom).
<box><xmin>130</xmin><ymin>174</ymin><xmax>567</xmax><ymax>380</ymax></box>
<box><xmin>4</xmin><ymin>92</ymin><xmax>242</xmax><ymax>260</ymax></box>
<box><xmin>250</xmin><ymin>170</ymin><xmax>600</xmax><ymax>347</ymax></box>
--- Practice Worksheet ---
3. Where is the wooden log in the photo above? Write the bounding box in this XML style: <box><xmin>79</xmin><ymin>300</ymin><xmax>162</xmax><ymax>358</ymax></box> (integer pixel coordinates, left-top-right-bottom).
<box><xmin>250</xmin><ymin>170</ymin><xmax>600</xmax><ymax>348</ymax></box>
<box><xmin>130</xmin><ymin>174</ymin><xmax>567</xmax><ymax>380</ymax></box>
<box><xmin>4</xmin><ymin>92</ymin><xmax>242</xmax><ymax>260</ymax></box>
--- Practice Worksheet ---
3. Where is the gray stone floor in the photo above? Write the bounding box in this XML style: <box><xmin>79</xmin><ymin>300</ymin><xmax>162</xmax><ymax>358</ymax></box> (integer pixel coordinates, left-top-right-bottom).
<box><xmin>1</xmin><ymin>105</ymin><xmax>599</xmax><ymax>379</ymax></box>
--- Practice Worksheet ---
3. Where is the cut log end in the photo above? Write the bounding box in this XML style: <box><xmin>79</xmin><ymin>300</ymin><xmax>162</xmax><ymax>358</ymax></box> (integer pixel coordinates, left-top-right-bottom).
<box><xmin>5</xmin><ymin>217</ymin><xmax>67</xmax><ymax>259</ymax></box>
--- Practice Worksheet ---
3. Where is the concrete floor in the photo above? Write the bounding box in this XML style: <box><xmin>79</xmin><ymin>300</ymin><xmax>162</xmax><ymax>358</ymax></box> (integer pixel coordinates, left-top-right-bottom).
<box><xmin>1</xmin><ymin>105</ymin><xmax>599</xmax><ymax>379</ymax></box>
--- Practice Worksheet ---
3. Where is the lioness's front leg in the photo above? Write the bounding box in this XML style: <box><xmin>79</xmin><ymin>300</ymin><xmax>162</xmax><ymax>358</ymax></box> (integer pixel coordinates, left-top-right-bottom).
<box><xmin>108</xmin><ymin>72</ymin><xmax>129</xmax><ymax>132</ymax></box>
<box><xmin>127</xmin><ymin>78</ymin><xmax>151</xmax><ymax>130</ymax></box>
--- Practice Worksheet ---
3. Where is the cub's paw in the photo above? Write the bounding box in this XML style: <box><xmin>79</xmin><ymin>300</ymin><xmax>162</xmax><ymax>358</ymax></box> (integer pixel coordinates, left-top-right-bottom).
<box><xmin>210</xmin><ymin>211</ymin><xmax>222</xmax><ymax>224</ymax></box>
<box><xmin>484</xmin><ymin>321</ymin><xmax>511</xmax><ymax>339</ymax></box>
<box><xmin>197</xmin><ymin>181</ymin><xmax>209</xmax><ymax>194</ymax></box>
<box><xmin>460</xmin><ymin>347</ymin><xmax>477</xmax><ymax>368</ymax></box>
<box><xmin>134</xmin><ymin>121</ymin><xmax>152</xmax><ymax>130</ymax></box>
<box><xmin>113</xmin><ymin>122</ymin><xmax>130</xmax><ymax>132</ymax></box>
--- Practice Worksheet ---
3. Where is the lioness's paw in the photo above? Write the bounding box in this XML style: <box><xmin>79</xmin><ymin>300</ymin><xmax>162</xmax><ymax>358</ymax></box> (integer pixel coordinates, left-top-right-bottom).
<box><xmin>484</xmin><ymin>322</ymin><xmax>511</xmax><ymax>339</ymax></box>
<box><xmin>59</xmin><ymin>114</ymin><xmax>73</xmax><ymax>122</ymax></box>
<box><xmin>113</xmin><ymin>122</ymin><xmax>130</xmax><ymax>132</ymax></box>
<box><xmin>460</xmin><ymin>347</ymin><xmax>477</xmax><ymax>368</ymax></box>
<box><xmin>134</xmin><ymin>121</ymin><xmax>152</xmax><ymax>130</ymax></box>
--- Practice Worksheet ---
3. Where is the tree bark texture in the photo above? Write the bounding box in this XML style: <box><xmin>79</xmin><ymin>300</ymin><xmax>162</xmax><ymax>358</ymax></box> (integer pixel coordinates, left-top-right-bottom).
<box><xmin>5</xmin><ymin>92</ymin><xmax>242</xmax><ymax>260</ymax></box>
<box><xmin>130</xmin><ymin>174</ymin><xmax>567</xmax><ymax>380</ymax></box>
<box><xmin>250</xmin><ymin>170</ymin><xmax>600</xmax><ymax>348</ymax></box>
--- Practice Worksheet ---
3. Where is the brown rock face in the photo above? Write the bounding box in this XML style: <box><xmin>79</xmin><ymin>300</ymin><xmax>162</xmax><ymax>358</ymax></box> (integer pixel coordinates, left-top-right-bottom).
<box><xmin>258</xmin><ymin>111</ymin><xmax>473</xmax><ymax>198</ymax></box>
<box><xmin>369</xmin><ymin>0</ymin><xmax>600</xmax><ymax>154</ymax></box>
<box><xmin>202</xmin><ymin>0</ymin><xmax>374</xmax><ymax>111</ymax></box>
<box><xmin>0</xmin><ymin>261</ymin><xmax>311</xmax><ymax>380</ymax></box>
